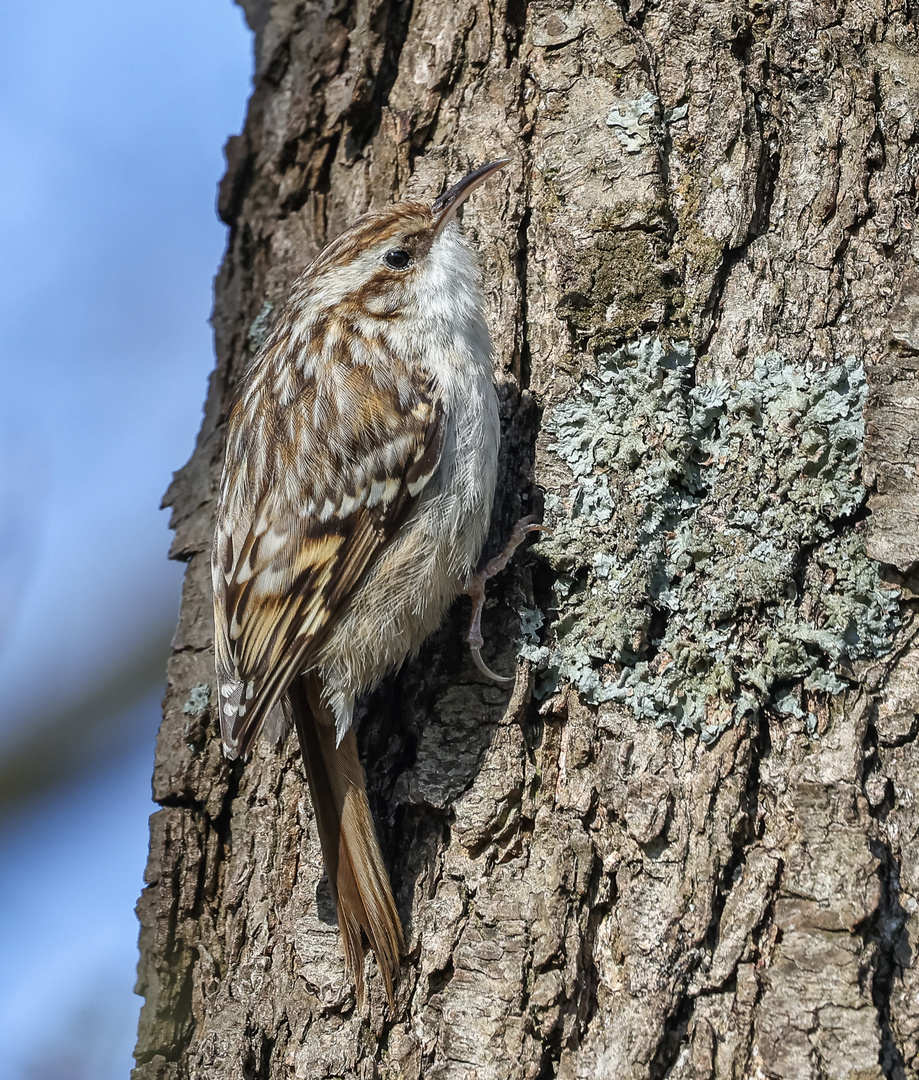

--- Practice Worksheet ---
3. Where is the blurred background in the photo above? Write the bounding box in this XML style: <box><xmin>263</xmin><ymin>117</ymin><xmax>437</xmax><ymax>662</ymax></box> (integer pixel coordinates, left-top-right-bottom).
<box><xmin>0</xmin><ymin>2</ymin><xmax>252</xmax><ymax>1076</ymax></box>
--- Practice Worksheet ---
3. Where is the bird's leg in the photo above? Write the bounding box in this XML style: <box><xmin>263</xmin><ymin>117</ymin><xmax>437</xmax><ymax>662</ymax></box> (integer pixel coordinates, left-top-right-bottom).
<box><xmin>461</xmin><ymin>514</ymin><xmax>544</xmax><ymax>684</ymax></box>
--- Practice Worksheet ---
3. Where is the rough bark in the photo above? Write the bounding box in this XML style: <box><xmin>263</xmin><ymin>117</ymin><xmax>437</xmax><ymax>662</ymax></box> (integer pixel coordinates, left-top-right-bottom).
<box><xmin>134</xmin><ymin>1</ymin><xmax>919</xmax><ymax>1077</ymax></box>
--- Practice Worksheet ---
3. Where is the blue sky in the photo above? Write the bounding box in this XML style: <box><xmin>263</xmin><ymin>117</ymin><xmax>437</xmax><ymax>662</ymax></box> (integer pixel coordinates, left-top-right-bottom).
<box><xmin>0</xmin><ymin>2</ymin><xmax>252</xmax><ymax>1076</ymax></box>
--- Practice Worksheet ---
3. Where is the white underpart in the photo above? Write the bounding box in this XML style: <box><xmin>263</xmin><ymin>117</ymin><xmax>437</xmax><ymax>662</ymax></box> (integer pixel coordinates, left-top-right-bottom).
<box><xmin>316</xmin><ymin>222</ymin><xmax>500</xmax><ymax>743</ymax></box>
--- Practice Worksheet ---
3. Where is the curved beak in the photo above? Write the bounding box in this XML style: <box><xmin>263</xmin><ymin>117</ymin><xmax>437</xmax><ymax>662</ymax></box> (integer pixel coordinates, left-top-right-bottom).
<box><xmin>432</xmin><ymin>158</ymin><xmax>510</xmax><ymax>235</ymax></box>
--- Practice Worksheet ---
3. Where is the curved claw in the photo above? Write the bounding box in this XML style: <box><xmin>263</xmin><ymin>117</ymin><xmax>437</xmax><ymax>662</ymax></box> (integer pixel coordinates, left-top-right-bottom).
<box><xmin>464</xmin><ymin>512</ymin><xmax>545</xmax><ymax>687</ymax></box>
<box><xmin>470</xmin><ymin>645</ymin><xmax>516</xmax><ymax>686</ymax></box>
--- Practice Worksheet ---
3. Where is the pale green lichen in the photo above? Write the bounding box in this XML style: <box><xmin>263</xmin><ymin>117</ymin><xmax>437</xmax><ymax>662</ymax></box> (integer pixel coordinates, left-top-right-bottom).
<box><xmin>183</xmin><ymin>683</ymin><xmax>212</xmax><ymax>718</ymax></box>
<box><xmin>248</xmin><ymin>301</ymin><xmax>274</xmax><ymax>354</ymax></box>
<box><xmin>531</xmin><ymin>337</ymin><xmax>899</xmax><ymax>738</ymax></box>
<box><xmin>606</xmin><ymin>91</ymin><xmax>659</xmax><ymax>153</ymax></box>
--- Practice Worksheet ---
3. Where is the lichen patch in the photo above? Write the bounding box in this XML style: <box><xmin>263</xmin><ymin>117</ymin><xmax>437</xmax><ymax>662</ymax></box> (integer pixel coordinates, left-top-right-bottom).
<box><xmin>529</xmin><ymin>337</ymin><xmax>899</xmax><ymax>738</ymax></box>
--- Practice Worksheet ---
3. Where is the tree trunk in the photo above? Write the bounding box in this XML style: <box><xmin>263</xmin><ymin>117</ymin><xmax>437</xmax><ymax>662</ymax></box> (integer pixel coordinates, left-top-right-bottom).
<box><xmin>133</xmin><ymin>0</ymin><xmax>919</xmax><ymax>1077</ymax></box>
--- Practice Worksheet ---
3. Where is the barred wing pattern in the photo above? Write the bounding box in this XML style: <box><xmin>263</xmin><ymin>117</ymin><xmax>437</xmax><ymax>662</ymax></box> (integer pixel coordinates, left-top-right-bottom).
<box><xmin>213</xmin><ymin>359</ymin><xmax>444</xmax><ymax>760</ymax></box>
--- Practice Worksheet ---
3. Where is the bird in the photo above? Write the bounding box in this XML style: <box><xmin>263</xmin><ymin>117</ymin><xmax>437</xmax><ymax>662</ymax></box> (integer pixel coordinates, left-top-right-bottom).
<box><xmin>211</xmin><ymin>159</ymin><xmax>513</xmax><ymax>1005</ymax></box>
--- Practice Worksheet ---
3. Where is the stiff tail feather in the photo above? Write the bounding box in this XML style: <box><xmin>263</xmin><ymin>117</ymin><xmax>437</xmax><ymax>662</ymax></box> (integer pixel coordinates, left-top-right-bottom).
<box><xmin>287</xmin><ymin>673</ymin><xmax>403</xmax><ymax>1004</ymax></box>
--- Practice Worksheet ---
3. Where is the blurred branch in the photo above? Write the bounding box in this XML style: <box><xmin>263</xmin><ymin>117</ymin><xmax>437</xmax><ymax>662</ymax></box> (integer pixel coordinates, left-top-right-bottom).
<box><xmin>0</xmin><ymin>624</ymin><xmax>173</xmax><ymax>815</ymax></box>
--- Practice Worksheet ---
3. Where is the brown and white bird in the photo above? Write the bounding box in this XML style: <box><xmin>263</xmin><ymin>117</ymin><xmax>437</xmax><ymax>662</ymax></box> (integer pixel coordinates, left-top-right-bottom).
<box><xmin>212</xmin><ymin>160</ymin><xmax>509</xmax><ymax>1003</ymax></box>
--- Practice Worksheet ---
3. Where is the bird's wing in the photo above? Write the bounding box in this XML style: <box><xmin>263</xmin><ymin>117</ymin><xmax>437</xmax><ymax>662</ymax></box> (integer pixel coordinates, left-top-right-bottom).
<box><xmin>212</xmin><ymin>359</ymin><xmax>443</xmax><ymax>759</ymax></box>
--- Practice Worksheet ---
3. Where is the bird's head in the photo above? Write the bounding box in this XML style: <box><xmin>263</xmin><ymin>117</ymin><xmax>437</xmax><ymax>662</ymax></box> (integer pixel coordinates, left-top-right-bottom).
<box><xmin>295</xmin><ymin>160</ymin><xmax>509</xmax><ymax>323</ymax></box>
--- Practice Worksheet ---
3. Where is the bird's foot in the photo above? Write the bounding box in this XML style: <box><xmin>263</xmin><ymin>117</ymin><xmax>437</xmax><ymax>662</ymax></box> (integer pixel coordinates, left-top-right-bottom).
<box><xmin>461</xmin><ymin>514</ymin><xmax>545</xmax><ymax>684</ymax></box>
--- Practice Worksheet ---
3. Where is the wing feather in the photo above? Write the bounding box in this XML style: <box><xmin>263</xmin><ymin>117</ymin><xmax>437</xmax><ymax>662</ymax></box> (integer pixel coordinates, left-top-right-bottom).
<box><xmin>213</xmin><ymin>353</ymin><xmax>443</xmax><ymax>759</ymax></box>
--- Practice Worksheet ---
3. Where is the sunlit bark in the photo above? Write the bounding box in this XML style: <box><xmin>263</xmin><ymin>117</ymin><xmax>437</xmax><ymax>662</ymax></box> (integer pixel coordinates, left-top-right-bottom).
<box><xmin>134</xmin><ymin>1</ymin><xmax>919</xmax><ymax>1077</ymax></box>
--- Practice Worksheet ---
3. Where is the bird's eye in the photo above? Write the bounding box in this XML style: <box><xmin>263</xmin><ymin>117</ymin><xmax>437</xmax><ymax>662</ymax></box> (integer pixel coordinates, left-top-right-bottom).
<box><xmin>384</xmin><ymin>249</ymin><xmax>412</xmax><ymax>269</ymax></box>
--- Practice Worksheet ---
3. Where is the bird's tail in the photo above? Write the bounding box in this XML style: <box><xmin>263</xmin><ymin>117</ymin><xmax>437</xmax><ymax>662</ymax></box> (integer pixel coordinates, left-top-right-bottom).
<box><xmin>286</xmin><ymin>672</ymin><xmax>403</xmax><ymax>1005</ymax></box>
